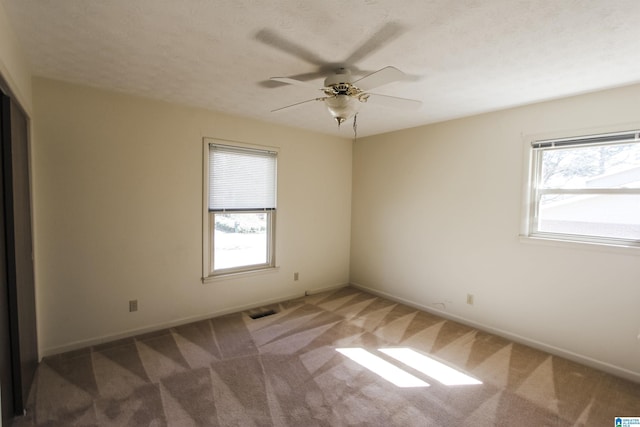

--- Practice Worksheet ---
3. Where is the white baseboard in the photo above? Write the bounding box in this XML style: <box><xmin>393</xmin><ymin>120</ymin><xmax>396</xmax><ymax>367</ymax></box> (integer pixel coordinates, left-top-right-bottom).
<box><xmin>350</xmin><ymin>282</ymin><xmax>640</xmax><ymax>384</ymax></box>
<box><xmin>41</xmin><ymin>283</ymin><xmax>350</xmax><ymax>358</ymax></box>
<box><xmin>303</xmin><ymin>282</ymin><xmax>349</xmax><ymax>296</ymax></box>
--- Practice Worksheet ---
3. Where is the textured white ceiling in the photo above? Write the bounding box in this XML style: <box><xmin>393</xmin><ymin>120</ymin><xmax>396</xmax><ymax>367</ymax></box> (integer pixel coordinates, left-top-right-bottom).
<box><xmin>4</xmin><ymin>0</ymin><xmax>640</xmax><ymax>138</ymax></box>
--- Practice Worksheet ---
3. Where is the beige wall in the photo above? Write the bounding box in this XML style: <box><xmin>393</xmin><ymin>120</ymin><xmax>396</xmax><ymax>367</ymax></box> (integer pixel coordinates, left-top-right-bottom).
<box><xmin>351</xmin><ymin>83</ymin><xmax>640</xmax><ymax>381</ymax></box>
<box><xmin>0</xmin><ymin>0</ymin><xmax>32</xmax><ymax>113</ymax></box>
<box><xmin>32</xmin><ymin>77</ymin><xmax>352</xmax><ymax>355</ymax></box>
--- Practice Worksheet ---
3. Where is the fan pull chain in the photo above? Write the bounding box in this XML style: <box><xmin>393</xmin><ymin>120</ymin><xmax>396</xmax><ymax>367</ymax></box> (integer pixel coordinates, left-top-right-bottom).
<box><xmin>353</xmin><ymin>113</ymin><xmax>358</xmax><ymax>142</ymax></box>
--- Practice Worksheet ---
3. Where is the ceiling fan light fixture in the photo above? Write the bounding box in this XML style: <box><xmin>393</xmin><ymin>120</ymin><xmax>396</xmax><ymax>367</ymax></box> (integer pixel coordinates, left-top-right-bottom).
<box><xmin>325</xmin><ymin>94</ymin><xmax>360</xmax><ymax>126</ymax></box>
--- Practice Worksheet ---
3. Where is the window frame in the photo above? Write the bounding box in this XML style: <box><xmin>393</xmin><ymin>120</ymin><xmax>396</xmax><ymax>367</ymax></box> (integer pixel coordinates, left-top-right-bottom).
<box><xmin>523</xmin><ymin>129</ymin><xmax>640</xmax><ymax>249</ymax></box>
<box><xmin>202</xmin><ymin>138</ymin><xmax>278</xmax><ymax>281</ymax></box>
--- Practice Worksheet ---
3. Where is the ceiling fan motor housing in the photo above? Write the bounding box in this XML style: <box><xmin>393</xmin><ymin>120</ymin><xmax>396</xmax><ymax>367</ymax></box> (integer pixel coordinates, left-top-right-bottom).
<box><xmin>323</xmin><ymin>68</ymin><xmax>353</xmax><ymax>87</ymax></box>
<box><xmin>324</xmin><ymin>83</ymin><xmax>361</xmax><ymax>98</ymax></box>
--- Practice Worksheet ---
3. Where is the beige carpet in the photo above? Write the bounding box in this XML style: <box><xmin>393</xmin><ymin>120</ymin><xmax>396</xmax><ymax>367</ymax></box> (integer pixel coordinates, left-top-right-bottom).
<box><xmin>11</xmin><ymin>286</ymin><xmax>640</xmax><ymax>426</ymax></box>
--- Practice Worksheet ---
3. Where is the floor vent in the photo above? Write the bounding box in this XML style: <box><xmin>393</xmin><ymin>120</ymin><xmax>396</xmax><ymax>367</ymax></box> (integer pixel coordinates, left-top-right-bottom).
<box><xmin>249</xmin><ymin>309</ymin><xmax>277</xmax><ymax>320</ymax></box>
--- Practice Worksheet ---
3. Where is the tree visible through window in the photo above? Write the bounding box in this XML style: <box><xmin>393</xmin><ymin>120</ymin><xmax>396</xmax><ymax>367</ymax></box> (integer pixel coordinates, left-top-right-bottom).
<box><xmin>214</xmin><ymin>212</ymin><xmax>269</xmax><ymax>270</ymax></box>
<box><xmin>528</xmin><ymin>130</ymin><xmax>640</xmax><ymax>245</ymax></box>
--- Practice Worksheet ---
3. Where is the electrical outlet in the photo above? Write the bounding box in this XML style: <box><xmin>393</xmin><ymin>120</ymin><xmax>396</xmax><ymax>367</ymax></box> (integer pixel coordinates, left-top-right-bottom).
<box><xmin>129</xmin><ymin>300</ymin><xmax>138</xmax><ymax>312</ymax></box>
<box><xmin>466</xmin><ymin>294</ymin><xmax>474</xmax><ymax>306</ymax></box>
<box><xmin>294</xmin><ymin>272</ymin><xmax>299</xmax><ymax>281</ymax></box>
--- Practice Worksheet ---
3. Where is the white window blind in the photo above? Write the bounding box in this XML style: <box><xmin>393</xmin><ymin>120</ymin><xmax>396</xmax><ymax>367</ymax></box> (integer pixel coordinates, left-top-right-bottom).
<box><xmin>209</xmin><ymin>144</ymin><xmax>277</xmax><ymax>211</ymax></box>
<box><xmin>532</xmin><ymin>130</ymin><xmax>639</xmax><ymax>149</ymax></box>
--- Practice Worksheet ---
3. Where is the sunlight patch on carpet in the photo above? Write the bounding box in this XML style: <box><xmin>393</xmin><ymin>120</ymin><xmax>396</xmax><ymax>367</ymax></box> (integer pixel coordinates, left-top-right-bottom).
<box><xmin>380</xmin><ymin>347</ymin><xmax>482</xmax><ymax>386</ymax></box>
<box><xmin>336</xmin><ymin>348</ymin><xmax>430</xmax><ymax>388</ymax></box>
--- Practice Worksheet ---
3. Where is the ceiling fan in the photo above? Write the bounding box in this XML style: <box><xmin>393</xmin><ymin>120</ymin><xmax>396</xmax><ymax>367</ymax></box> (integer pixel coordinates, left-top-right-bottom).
<box><xmin>269</xmin><ymin>66</ymin><xmax>422</xmax><ymax>126</ymax></box>
<box><xmin>255</xmin><ymin>23</ymin><xmax>422</xmax><ymax>127</ymax></box>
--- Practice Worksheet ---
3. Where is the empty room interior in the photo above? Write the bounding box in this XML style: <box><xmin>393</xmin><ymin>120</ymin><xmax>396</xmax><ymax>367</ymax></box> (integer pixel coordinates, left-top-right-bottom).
<box><xmin>1</xmin><ymin>1</ymin><xmax>640</xmax><ymax>426</ymax></box>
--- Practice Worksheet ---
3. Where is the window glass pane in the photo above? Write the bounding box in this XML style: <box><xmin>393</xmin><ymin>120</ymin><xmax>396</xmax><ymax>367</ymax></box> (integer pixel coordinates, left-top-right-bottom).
<box><xmin>540</xmin><ymin>142</ymin><xmax>640</xmax><ymax>189</ymax></box>
<box><xmin>538</xmin><ymin>194</ymin><xmax>640</xmax><ymax>240</ymax></box>
<box><xmin>214</xmin><ymin>212</ymin><xmax>269</xmax><ymax>270</ymax></box>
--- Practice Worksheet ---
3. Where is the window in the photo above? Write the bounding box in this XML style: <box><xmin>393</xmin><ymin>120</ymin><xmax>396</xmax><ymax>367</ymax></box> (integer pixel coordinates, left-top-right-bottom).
<box><xmin>203</xmin><ymin>140</ymin><xmax>277</xmax><ymax>278</ymax></box>
<box><xmin>525</xmin><ymin>130</ymin><xmax>640</xmax><ymax>247</ymax></box>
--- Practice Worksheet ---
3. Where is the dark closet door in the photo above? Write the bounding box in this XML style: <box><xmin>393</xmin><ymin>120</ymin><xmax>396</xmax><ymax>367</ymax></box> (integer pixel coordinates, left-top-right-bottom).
<box><xmin>0</xmin><ymin>89</ymin><xmax>13</xmax><ymax>425</ymax></box>
<box><xmin>0</xmin><ymin>90</ymin><xmax>38</xmax><ymax>419</ymax></box>
<box><xmin>0</xmin><ymin>91</ymin><xmax>12</xmax><ymax>425</ymax></box>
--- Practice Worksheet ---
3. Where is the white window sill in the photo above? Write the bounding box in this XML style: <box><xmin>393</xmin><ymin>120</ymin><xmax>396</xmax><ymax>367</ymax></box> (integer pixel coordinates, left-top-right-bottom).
<box><xmin>202</xmin><ymin>266</ymin><xmax>280</xmax><ymax>283</ymax></box>
<box><xmin>519</xmin><ymin>235</ymin><xmax>640</xmax><ymax>256</ymax></box>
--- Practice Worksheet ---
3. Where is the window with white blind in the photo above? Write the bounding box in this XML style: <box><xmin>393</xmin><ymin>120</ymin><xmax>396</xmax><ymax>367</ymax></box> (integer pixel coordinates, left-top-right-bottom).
<box><xmin>203</xmin><ymin>140</ymin><xmax>278</xmax><ymax>278</ymax></box>
<box><xmin>525</xmin><ymin>130</ymin><xmax>640</xmax><ymax>247</ymax></box>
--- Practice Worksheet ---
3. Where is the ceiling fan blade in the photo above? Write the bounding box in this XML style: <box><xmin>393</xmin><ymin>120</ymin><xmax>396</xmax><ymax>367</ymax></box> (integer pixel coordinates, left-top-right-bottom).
<box><xmin>285</xmin><ymin>70</ymin><xmax>330</xmax><ymax>82</ymax></box>
<box><xmin>354</xmin><ymin>66</ymin><xmax>406</xmax><ymax>91</ymax></box>
<box><xmin>366</xmin><ymin>93</ymin><xmax>422</xmax><ymax>110</ymax></box>
<box><xmin>270</xmin><ymin>77</ymin><xmax>322</xmax><ymax>90</ymax></box>
<box><xmin>255</xmin><ymin>29</ymin><xmax>326</xmax><ymax>66</ymax></box>
<box><xmin>343</xmin><ymin>22</ymin><xmax>406</xmax><ymax>65</ymax></box>
<box><xmin>271</xmin><ymin>97</ymin><xmax>326</xmax><ymax>113</ymax></box>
